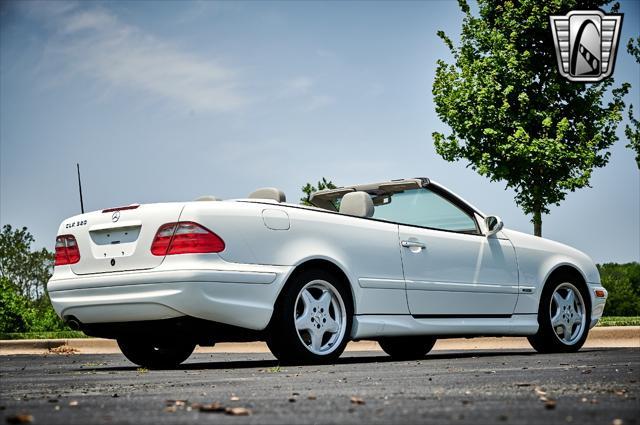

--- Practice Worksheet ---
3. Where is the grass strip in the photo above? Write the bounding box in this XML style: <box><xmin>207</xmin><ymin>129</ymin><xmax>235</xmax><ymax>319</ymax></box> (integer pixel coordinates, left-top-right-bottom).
<box><xmin>0</xmin><ymin>331</ymin><xmax>88</xmax><ymax>340</ymax></box>
<box><xmin>597</xmin><ymin>316</ymin><xmax>640</xmax><ymax>327</ymax></box>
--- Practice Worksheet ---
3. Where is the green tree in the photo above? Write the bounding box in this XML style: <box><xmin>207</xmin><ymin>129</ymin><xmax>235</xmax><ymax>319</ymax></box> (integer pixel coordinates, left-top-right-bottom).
<box><xmin>597</xmin><ymin>262</ymin><xmax>640</xmax><ymax>316</ymax></box>
<box><xmin>0</xmin><ymin>225</ymin><xmax>67</xmax><ymax>334</ymax></box>
<box><xmin>433</xmin><ymin>0</ymin><xmax>629</xmax><ymax>236</ymax></box>
<box><xmin>300</xmin><ymin>177</ymin><xmax>337</xmax><ymax>206</ymax></box>
<box><xmin>625</xmin><ymin>36</ymin><xmax>640</xmax><ymax>168</ymax></box>
<box><xmin>0</xmin><ymin>224</ymin><xmax>54</xmax><ymax>299</ymax></box>
<box><xmin>0</xmin><ymin>277</ymin><xmax>31</xmax><ymax>333</ymax></box>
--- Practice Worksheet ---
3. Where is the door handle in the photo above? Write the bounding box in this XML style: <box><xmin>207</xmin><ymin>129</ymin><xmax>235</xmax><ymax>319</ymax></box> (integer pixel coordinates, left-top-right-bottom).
<box><xmin>401</xmin><ymin>240</ymin><xmax>426</xmax><ymax>249</ymax></box>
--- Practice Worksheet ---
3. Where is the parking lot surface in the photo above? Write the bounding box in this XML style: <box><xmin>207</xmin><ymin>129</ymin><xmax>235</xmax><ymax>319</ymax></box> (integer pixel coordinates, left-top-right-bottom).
<box><xmin>1</xmin><ymin>348</ymin><xmax>638</xmax><ymax>424</ymax></box>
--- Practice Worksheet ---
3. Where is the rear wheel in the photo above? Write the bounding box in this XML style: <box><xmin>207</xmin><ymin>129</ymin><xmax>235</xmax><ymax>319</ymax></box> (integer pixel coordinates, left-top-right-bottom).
<box><xmin>117</xmin><ymin>338</ymin><xmax>195</xmax><ymax>369</ymax></box>
<box><xmin>528</xmin><ymin>276</ymin><xmax>590</xmax><ymax>353</ymax></box>
<box><xmin>267</xmin><ymin>269</ymin><xmax>352</xmax><ymax>364</ymax></box>
<box><xmin>378</xmin><ymin>336</ymin><xmax>437</xmax><ymax>360</ymax></box>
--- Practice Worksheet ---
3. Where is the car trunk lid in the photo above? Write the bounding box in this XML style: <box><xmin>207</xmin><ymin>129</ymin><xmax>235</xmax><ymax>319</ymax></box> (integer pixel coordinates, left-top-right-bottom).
<box><xmin>67</xmin><ymin>203</ymin><xmax>184</xmax><ymax>275</ymax></box>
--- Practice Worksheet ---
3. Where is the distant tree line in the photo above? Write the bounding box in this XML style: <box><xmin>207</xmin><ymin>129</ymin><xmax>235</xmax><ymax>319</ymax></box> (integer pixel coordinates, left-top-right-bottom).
<box><xmin>0</xmin><ymin>225</ymin><xmax>67</xmax><ymax>334</ymax></box>
<box><xmin>598</xmin><ymin>262</ymin><xmax>640</xmax><ymax>317</ymax></box>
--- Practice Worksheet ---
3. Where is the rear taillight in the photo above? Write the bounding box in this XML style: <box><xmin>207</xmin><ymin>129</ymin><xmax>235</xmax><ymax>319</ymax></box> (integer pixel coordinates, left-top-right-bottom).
<box><xmin>55</xmin><ymin>235</ymin><xmax>81</xmax><ymax>266</ymax></box>
<box><xmin>150</xmin><ymin>221</ymin><xmax>225</xmax><ymax>256</ymax></box>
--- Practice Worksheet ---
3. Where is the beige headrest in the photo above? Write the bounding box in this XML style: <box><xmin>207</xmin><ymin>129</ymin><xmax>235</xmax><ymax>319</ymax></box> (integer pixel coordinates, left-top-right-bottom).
<box><xmin>339</xmin><ymin>192</ymin><xmax>374</xmax><ymax>218</ymax></box>
<box><xmin>248</xmin><ymin>187</ymin><xmax>286</xmax><ymax>203</ymax></box>
<box><xmin>194</xmin><ymin>195</ymin><xmax>220</xmax><ymax>201</ymax></box>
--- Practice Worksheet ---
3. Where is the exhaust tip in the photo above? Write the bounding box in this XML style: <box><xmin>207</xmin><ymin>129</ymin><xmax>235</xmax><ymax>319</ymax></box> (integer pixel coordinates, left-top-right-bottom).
<box><xmin>64</xmin><ymin>316</ymin><xmax>82</xmax><ymax>331</ymax></box>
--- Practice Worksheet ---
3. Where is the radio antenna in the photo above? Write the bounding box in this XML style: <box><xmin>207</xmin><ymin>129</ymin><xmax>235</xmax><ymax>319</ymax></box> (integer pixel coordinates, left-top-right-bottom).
<box><xmin>77</xmin><ymin>163</ymin><xmax>85</xmax><ymax>214</ymax></box>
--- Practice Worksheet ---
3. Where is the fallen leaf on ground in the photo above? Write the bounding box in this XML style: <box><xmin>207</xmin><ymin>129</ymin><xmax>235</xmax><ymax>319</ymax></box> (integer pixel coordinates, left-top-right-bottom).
<box><xmin>6</xmin><ymin>414</ymin><xmax>33</xmax><ymax>424</ymax></box>
<box><xmin>350</xmin><ymin>396</ymin><xmax>366</xmax><ymax>405</ymax></box>
<box><xmin>199</xmin><ymin>402</ymin><xmax>225</xmax><ymax>412</ymax></box>
<box><xmin>225</xmin><ymin>407</ymin><xmax>251</xmax><ymax>416</ymax></box>
<box><xmin>48</xmin><ymin>345</ymin><xmax>78</xmax><ymax>355</ymax></box>
<box><xmin>534</xmin><ymin>387</ymin><xmax>546</xmax><ymax>397</ymax></box>
<box><xmin>544</xmin><ymin>399</ymin><xmax>557</xmax><ymax>409</ymax></box>
<box><xmin>68</xmin><ymin>401</ymin><xmax>78</xmax><ymax>407</ymax></box>
<box><xmin>307</xmin><ymin>394</ymin><xmax>317</xmax><ymax>400</ymax></box>
<box><xmin>230</xmin><ymin>396</ymin><xmax>240</xmax><ymax>401</ymax></box>
<box><xmin>163</xmin><ymin>406</ymin><xmax>177</xmax><ymax>413</ymax></box>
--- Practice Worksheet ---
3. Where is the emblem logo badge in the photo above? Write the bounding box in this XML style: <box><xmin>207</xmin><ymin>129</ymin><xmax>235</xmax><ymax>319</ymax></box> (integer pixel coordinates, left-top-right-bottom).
<box><xmin>549</xmin><ymin>10</ymin><xmax>623</xmax><ymax>82</ymax></box>
<box><xmin>111</xmin><ymin>211</ymin><xmax>120</xmax><ymax>223</ymax></box>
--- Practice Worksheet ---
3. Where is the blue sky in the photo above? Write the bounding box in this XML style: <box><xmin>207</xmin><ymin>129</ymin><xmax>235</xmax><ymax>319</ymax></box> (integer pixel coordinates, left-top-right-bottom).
<box><xmin>1</xmin><ymin>0</ymin><xmax>638</xmax><ymax>263</ymax></box>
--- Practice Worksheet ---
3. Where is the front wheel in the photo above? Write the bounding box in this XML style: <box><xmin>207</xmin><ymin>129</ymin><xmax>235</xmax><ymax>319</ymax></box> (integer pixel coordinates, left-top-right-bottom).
<box><xmin>378</xmin><ymin>336</ymin><xmax>437</xmax><ymax>360</ymax></box>
<box><xmin>267</xmin><ymin>269</ymin><xmax>353</xmax><ymax>364</ymax></box>
<box><xmin>528</xmin><ymin>277</ymin><xmax>590</xmax><ymax>353</ymax></box>
<box><xmin>117</xmin><ymin>338</ymin><xmax>195</xmax><ymax>369</ymax></box>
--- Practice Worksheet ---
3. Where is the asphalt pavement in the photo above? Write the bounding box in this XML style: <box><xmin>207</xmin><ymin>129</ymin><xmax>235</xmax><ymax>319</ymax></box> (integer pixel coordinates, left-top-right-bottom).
<box><xmin>1</xmin><ymin>347</ymin><xmax>638</xmax><ymax>424</ymax></box>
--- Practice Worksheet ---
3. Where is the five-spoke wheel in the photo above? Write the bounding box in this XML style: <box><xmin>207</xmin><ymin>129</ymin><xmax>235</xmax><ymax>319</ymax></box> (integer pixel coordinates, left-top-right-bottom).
<box><xmin>294</xmin><ymin>281</ymin><xmax>347</xmax><ymax>356</ymax></box>
<box><xmin>528</xmin><ymin>276</ymin><xmax>590</xmax><ymax>353</ymax></box>
<box><xmin>267</xmin><ymin>269</ymin><xmax>352</xmax><ymax>364</ymax></box>
<box><xmin>549</xmin><ymin>282</ymin><xmax>586</xmax><ymax>345</ymax></box>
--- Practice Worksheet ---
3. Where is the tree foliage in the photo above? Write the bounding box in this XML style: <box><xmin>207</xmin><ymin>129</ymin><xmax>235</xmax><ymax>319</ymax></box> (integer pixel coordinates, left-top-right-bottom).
<box><xmin>0</xmin><ymin>224</ymin><xmax>54</xmax><ymax>299</ymax></box>
<box><xmin>0</xmin><ymin>225</ymin><xmax>67</xmax><ymax>334</ymax></box>
<box><xmin>300</xmin><ymin>177</ymin><xmax>337</xmax><ymax>206</ymax></box>
<box><xmin>598</xmin><ymin>262</ymin><xmax>640</xmax><ymax>316</ymax></box>
<box><xmin>625</xmin><ymin>36</ymin><xmax>640</xmax><ymax>168</ymax></box>
<box><xmin>432</xmin><ymin>0</ymin><xmax>629</xmax><ymax>236</ymax></box>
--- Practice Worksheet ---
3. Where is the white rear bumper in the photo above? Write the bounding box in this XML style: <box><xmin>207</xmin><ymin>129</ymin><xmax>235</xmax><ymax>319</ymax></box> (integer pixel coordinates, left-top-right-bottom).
<box><xmin>48</xmin><ymin>266</ymin><xmax>292</xmax><ymax>331</ymax></box>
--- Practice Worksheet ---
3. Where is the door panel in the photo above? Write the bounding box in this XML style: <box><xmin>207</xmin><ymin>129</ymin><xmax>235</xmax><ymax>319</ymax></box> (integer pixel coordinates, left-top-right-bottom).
<box><xmin>399</xmin><ymin>225</ymin><xmax>519</xmax><ymax>315</ymax></box>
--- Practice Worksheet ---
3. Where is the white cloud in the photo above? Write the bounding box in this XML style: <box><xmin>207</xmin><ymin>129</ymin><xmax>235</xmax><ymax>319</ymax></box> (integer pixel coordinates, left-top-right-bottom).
<box><xmin>28</xmin><ymin>3</ymin><xmax>248</xmax><ymax>112</ymax></box>
<box><xmin>281</xmin><ymin>76</ymin><xmax>334</xmax><ymax>111</ymax></box>
<box><xmin>305</xmin><ymin>95</ymin><xmax>334</xmax><ymax>111</ymax></box>
<box><xmin>283</xmin><ymin>76</ymin><xmax>314</xmax><ymax>96</ymax></box>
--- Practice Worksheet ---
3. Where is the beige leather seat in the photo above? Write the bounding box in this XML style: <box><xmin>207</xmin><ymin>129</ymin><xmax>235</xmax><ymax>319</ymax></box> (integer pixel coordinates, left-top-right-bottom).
<box><xmin>248</xmin><ymin>187</ymin><xmax>286</xmax><ymax>203</ymax></box>
<box><xmin>339</xmin><ymin>192</ymin><xmax>374</xmax><ymax>217</ymax></box>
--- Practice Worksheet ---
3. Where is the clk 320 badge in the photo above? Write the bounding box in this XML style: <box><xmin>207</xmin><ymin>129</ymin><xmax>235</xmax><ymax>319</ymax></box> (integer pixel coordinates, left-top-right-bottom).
<box><xmin>65</xmin><ymin>219</ymin><xmax>87</xmax><ymax>229</ymax></box>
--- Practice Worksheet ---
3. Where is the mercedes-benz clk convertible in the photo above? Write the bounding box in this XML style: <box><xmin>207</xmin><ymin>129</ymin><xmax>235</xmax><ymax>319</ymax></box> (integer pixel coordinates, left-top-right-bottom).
<box><xmin>47</xmin><ymin>178</ymin><xmax>607</xmax><ymax>368</ymax></box>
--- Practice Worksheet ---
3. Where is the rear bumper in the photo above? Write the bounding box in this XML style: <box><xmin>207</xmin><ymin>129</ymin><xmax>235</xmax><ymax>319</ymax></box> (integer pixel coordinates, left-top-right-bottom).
<box><xmin>47</xmin><ymin>265</ymin><xmax>292</xmax><ymax>331</ymax></box>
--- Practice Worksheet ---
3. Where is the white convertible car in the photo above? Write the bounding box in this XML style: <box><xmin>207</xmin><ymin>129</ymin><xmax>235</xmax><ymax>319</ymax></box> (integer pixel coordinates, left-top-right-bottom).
<box><xmin>48</xmin><ymin>178</ymin><xmax>607</xmax><ymax>368</ymax></box>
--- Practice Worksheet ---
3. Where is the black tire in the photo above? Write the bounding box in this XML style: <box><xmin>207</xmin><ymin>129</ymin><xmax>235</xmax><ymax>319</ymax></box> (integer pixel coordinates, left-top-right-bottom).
<box><xmin>117</xmin><ymin>338</ymin><xmax>195</xmax><ymax>369</ymax></box>
<box><xmin>528</xmin><ymin>273</ymin><xmax>591</xmax><ymax>353</ymax></box>
<box><xmin>378</xmin><ymin>336</ymin><xmax>437</xmax><ymax>360</ymax></box>
<box><xmin>267</xmin><ymin>268</ymin><xmax>353</xmax><ymax>365</ymax></box>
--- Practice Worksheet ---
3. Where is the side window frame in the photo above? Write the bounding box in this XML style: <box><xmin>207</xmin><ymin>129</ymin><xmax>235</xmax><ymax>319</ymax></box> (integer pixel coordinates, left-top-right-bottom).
<box><xmin>371</xmin><ymin>186</ymin><xmax>482</xmax><ymax>236</ymax></box>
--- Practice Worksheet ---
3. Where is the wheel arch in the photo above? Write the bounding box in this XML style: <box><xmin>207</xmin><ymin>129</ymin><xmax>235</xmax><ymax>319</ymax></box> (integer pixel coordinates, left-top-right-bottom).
<box><xmin>275</xmin><ymin>257</ymin><xmax>356</xmax><ymax>314</ymax></box>
<box><xmin>541</xmin><ymin>263</ymin><xmax>591</xmax><ymax>311</ymax></box>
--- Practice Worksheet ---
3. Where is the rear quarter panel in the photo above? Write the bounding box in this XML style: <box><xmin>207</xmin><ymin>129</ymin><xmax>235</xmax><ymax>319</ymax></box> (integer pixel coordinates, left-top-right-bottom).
<box><xmin>179</xmin><ymin>201</ymin><xmax>408</xmax><ymax>315</ymax></box>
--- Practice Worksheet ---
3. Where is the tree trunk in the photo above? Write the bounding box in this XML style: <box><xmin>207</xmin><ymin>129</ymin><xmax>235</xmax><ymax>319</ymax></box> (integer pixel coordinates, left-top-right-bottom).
<box><xmin>533</xmin><ymin>207</ymin><xmax>542</xmax><ymax>237</ymax></box>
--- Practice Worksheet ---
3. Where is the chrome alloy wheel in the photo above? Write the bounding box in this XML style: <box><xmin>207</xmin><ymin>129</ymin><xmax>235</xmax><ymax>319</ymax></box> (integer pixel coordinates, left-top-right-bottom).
<box><xmin>550</xmin><ymin>282</ymin><xmax>586</xmax><ymax>345</ymax></box>
<box><xmin>294</xmin><ymin>279</ymin><xmax>347</xmax><ymax>356</ymax></box>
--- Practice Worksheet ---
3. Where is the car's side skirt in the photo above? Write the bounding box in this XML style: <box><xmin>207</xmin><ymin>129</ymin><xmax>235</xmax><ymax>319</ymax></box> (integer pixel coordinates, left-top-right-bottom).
<box><xmin>350</xmin><ymin>313</ymin><xmax>539</xmax><ymax>339</ymax></box>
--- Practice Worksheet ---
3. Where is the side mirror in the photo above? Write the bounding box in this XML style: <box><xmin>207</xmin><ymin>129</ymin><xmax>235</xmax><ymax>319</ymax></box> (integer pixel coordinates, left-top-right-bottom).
<box><xmin>484</xmin><ymin>215</ymin><xmax>504</xmax><ymax>237</ymax></box>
